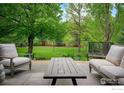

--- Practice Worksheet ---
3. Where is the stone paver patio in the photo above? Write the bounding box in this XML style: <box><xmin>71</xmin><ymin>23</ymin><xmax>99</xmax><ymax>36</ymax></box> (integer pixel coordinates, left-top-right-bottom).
<box><xmin>1</xmin><ymin>60</ymin><xmax>102</xmax><ymax>85</ymax></box>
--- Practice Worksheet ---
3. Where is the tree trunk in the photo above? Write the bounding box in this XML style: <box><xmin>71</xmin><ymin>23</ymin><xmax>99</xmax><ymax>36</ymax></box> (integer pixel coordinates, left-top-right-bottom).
<box><xmin>103</xmin><ymin>3</ymin><xmax>111</xmax><ymax>55</ymax></box>
<box><xmin>28</xmin><ymin>35</ymin><xmax>34</xmax><ymax>54</ymax></box>
<box><xmin>77</xmin><ymin>4</ymin><xmax>81</xmax><ymax>53</ymax></box>
<box><xmin>77</xmin><ymin>34</ymin><xmax>81</xmax><ymax>53</ymax></box>
<box><xmin>103</xmin><ymin>42</ymin><xmax>111</xmax><ymax>55</ymax></box>
<box><xmin>104</xmin><ymin>3</ymin><xmax>110</xmax><ymax>42</ymax></box>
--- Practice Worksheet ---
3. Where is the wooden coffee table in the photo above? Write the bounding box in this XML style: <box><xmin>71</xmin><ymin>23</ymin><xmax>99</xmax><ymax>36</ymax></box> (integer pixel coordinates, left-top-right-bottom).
<box><xmin>44</xmin><ymin>57</ymin><xmax>87</xmax><ymax>85</ymax></box>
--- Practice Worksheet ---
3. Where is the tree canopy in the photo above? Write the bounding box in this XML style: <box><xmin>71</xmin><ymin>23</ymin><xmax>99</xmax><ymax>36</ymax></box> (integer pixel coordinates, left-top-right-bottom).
<box><xmin>0</xmin><ymin>3</ymin><xmax>65</xmax><ymax>53</ymax></box>
<box><xmin>0</xmin><ymin>3</ymin><xmax>124</xmax><ymax>54</ymax></box>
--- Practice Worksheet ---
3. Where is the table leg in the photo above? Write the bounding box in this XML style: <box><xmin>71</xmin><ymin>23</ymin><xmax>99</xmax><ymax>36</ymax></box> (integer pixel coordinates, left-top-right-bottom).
<box><xmin>51</xmin><ymin>78</ymin><xmax>57</xmax><ymax>85</ymax></box>
<box><xmin>72</xmin><ymin>78</ymin><xmax>77</xmax><ymax>85</ymax></box>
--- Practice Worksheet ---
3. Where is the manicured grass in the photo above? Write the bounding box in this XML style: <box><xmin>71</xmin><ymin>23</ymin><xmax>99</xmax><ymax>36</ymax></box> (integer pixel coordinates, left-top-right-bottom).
<box><xmin>17</xmin><ymin>46</ymin><xmax>88</xmax><ymax>61</ymax></box>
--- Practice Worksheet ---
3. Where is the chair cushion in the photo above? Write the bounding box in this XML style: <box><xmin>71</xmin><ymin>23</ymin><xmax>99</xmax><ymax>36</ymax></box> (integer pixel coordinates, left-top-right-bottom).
<box><xmin>106</xmin><ymin>45</ymin><xmax>124</xmax><ymax>66</ymax></box>
<box><xmin>89</xmin><ymin>59</ymin><xmax>114</xmax><ymax>70</ymax></box>
<box><xmin>0</xmin><ymin>57</ymin><xmax>30</xmax><ymax>67</ymax></box>
<box><xmin>0</xmin><ymin>44</ymin><xmax>18</xmax><ymax>58</ymax></box>
<box><xmin>120</xmin><ymin>56</ymin><xmax>124</xmax><ymax>68</ymax></box>
<box><xmin>100</xmin><ymin>66</ymin><xmax>124</xmax><ymax>79</ymax></box>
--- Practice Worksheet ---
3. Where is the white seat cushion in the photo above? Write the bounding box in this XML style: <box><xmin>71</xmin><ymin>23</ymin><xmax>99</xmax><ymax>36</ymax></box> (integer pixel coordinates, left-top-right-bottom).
<box><xmin>106</xmin><ymin>45</ymin><xmax>124</xmax><ymax>66</ymax></box>
<box><xmin>0</xmin><ymin>57</ymin><xmax>30</xmax><ymax>66</ymax></box>
<box><xmin>100</xmin><ymin>66</ymin><xmax>124</xmax><ymax>79</ymax></box>
<box><xmin>89</xmin><ymin>59</ymin><xmax>114</xmax><ymax>70</ymax></box>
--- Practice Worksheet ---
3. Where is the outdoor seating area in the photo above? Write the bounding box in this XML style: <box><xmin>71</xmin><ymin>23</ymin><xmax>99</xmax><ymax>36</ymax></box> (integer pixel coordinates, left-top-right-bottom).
<box><xmin>0</xmin><ymin>3</ymin><xmax>124</xmax><ymax>86</ymax></box>
<box><xmin>89</xmin><ymin>45</ymin><xmax>124</xmax><ymax>84</ymax></box>
<box><xmin>0</xmin><ymin>44</ymin><xmax>124</xmax><ymax>85</ymax></box>
<box><xmin>0</xmin><ymin>44</ymin><xmax>32</xmax><ymax>77</ymax></box>
<box><xmin>0</xmin><ymin>60</ymin><xmax>102</xmax><ymax>85</ymax></box>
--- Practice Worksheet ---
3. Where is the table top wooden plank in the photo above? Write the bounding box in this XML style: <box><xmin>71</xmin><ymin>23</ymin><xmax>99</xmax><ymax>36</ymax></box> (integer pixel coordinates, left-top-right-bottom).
<box><xmin>62</xmin><ymin>58</ymin><xmax>71</xmax><ymax>74</ymax></box>
<box><xmin>68</xmin><ymin>58</ymin><xmax>83</xmax><ymax>74</ymax></box>
<box><xmin>65</xmin><ymin>58</ymin><xmax>77</xmax><ymax>74</ymax></box>
<box><xmin>44</xmin><ymin>57</ymin><xmax>86</xmax><ymax>78</ymax></box>
<box><xmin>58</xmin><ymin>58</ymin><xmax>64</xmax><ymax>74</ymax></box>
<box><xmin>47</xmin><ymin>58</ymin><xmax>54</xmax><ymax>74</ymax></box>
<box><xmin>51</xmin><ymin>58</ymin><xmax>59</xmax><ymax>74</ymax></box>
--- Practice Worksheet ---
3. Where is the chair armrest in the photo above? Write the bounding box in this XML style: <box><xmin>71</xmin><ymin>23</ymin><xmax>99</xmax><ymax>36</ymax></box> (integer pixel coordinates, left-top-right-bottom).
<box><xmin>0</xmin><ymin>56</ymin><xmax>15</xmax><ymax>59</ymax></box>
<box><xmin>0</xmin><ymin>56</ymin><xmax>15</xmax><ymax>65</ymax></box>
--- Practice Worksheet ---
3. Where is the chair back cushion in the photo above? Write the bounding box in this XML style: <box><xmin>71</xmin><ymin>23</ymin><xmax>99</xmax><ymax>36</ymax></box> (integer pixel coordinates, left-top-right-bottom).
<box><xmin>0</xmin><ymin>44</ymin><xmax>18</xmax><ymax>58</ymax></box>
<box><xmin>120</xmin><ymin>56</ymin><xmax>124</xmax><ymax>68</ymax></box>
<box><xmin>106</xmin><ymin>45</ymin><xmax>124</xmax><ymax>66</ymax></box>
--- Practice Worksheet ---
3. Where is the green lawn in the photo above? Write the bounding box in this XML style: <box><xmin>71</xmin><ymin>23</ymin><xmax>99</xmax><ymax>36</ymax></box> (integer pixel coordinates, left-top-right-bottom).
<box><xmin>17</xmin><ymin>46</ymin><xmax>88</xmax><ymax>61</ymax></box>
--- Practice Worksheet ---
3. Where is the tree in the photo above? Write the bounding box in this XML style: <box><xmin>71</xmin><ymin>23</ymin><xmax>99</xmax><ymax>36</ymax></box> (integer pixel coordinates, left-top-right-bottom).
<box><xmin>0</xmin><ymin>4</ymin><xmax>18</xmax><ymax>38</ymax></box>
<box><xmin>114</xmin><ymin>4</ymin><xmax>124</xmax><ymax>43</ymax></box>
<box><xmin>86</xmin><ymin>3</ymin><xmax>124</xmax><ymax>42</ymax></box>
<box><xmin>0</xmin><ymin>4</ymin><xmax>62</xmax><ymax>54</ymax></box>
<box><xmin>37</xmin><ymin>19</ymin><xmax>67</xmax><ymax>46</ymax></box>
<box><xmin>86</xmin><ymin>3</ymin><xmax>124</xmax><ymax>54</ymax></box>
<box><xmin>87</xmin><ymin>4</ymin><xmax>111</xmax><ymax>42</ymax></box>
<box><xmin>67</xmin><ymin>3</ymin><xmax>87</xmax><ymax>53</ymax></box>
<box><xmin>119</xmin><ymin>29</ymin><xmax>124</xmax><ymax>43</ymax></box>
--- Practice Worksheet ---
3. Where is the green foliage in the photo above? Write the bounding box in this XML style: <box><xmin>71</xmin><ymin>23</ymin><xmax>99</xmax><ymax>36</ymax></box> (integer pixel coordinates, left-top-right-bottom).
<box><xmin>63</xmin><ymin>32</ymin><xmax>75</xmax><ymax>46</ymax></box>
<box><xmin>82</xmin><ymin>16</ymin><xmax>104</xmax><ymax>42</ymax></box>
<box><xmin>0</xmin><ymin>3</ymin><xmax>63</xmax><ymax>39</ymax></box>
<box><xmin>112</xmin><ymin>4</ymin><xmax>124</xmax><ymax>43</ymax></box>
<box><xmin>33</xmin><ymin>38</ymin><xmax>41</xmax><ymax>46</ymax></box>
<box><xmin>0</xmin><ymin>4</ymin><xmax>16</xmax><ymax>38</ymax></box>
<box><xmin>118</xmin><ymin>29</ymin><xmax>124</xmax><ymax>42</ymax></box>
<box><xmin>1</xmin><ymin>3</ymin><xmax>124</xmax><ymax>45</ymax></box>
<box><xmin>0</xmin><ymin>4</ymin><xmax>67</xmax><ymax>53</ymax></box>
<box><xmin>0</xmin><ymin>3</ymin><xmax>124</xmax><ymax>61</ymax></box>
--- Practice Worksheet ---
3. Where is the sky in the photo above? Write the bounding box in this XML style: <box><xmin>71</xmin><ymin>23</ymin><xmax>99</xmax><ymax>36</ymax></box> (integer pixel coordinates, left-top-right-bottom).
<box><xmin>60</xmin><ymin>3</ymin><xmax>69</xmax><ymax>22</ymax></box>
<box><xmin>60</xmin><ymin>3</ymin><xmax>117</xmax><ymax>21</ymax></box>
<box><xmin>112</xmin><ymin>7</ymin><xmax>117</xmax><ymax>17</ymax></box>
